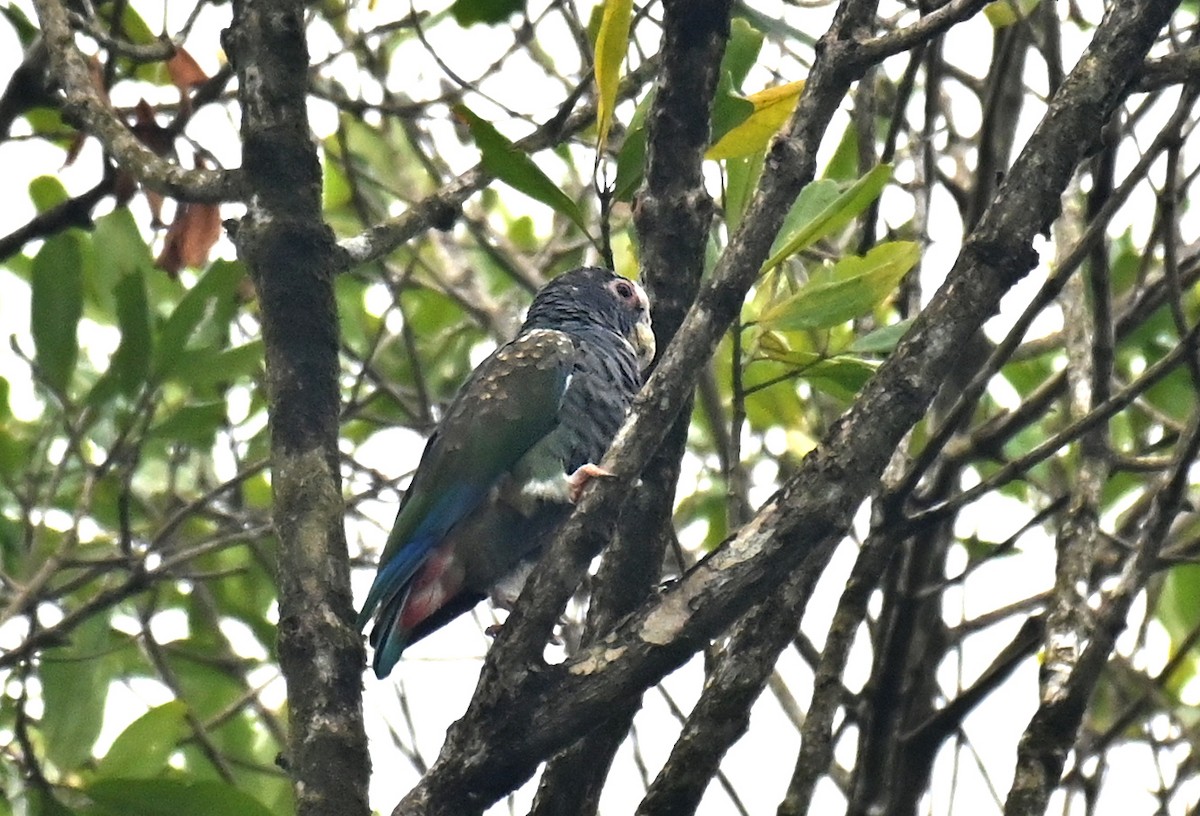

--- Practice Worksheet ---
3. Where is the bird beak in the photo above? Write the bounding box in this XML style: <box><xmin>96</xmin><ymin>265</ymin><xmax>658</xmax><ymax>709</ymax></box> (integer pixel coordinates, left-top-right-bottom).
<box><xmin>634</xmin><ymin>316</ymin><xmax>656</xmax><ymax>370</ymax></box>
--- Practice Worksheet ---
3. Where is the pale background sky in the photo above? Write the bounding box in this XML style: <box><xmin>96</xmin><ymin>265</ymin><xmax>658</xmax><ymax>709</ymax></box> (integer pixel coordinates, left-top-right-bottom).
<box><xmin>0</xmin><ymin>1</ymin><xmax>1195</xmax><ymax>813</ymax></box>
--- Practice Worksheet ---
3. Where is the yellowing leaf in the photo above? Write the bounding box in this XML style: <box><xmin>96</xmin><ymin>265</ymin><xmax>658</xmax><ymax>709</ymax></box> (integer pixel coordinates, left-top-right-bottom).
<box><xmin>706</xmin><ymin>80</ymin><xmax>805</xmax><ymax>160</ymax></box>
<box><xmin>983</xmin><ymin>0</ymin><xmax>1041</xmax><ymax>28</ymax></box>
<box><xmin>594</xmin><ymin>0</ymin><xmax>633</xmax><ymax>151</ymax></box>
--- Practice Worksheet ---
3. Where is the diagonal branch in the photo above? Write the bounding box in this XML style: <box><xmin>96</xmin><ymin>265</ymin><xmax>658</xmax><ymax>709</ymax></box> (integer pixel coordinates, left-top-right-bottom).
<box><xmin>335</xmin><ymin>58</ymin><xmax>660</xmax><ymax>270</ymax></box>
<box><xmin>393</xmin><ymin>0</ymin><xmax>1174</xmax><ymax>813</ymax></box>
<box><xmin>30</xmin><ymin>0</ymin><xmax>238</xmax><ymax>201</ymax></box>
<box><xmin>1004</xmin><ymin>346</ymin><xmax>1200</xmax><ymax>815</ymax></box>
<box><xmin>532</xmin><ymin>2</ymin><xmax>730</xmax><ymax>813</ymax></box>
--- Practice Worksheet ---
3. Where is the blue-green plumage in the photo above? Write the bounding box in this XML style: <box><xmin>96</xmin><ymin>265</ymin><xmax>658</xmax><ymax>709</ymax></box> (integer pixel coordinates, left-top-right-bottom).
<box><xmin>357</xmin><ymin>267</ymin><xmax>654</xmax><ymax>678</ymax></box>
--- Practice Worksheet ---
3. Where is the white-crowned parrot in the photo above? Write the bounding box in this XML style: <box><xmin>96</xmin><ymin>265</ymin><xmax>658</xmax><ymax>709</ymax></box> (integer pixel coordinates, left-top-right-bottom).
<box><xmin>357</xmin><ymin>266</ymin><xmax>655</xmax><ymax>677</ymax></box>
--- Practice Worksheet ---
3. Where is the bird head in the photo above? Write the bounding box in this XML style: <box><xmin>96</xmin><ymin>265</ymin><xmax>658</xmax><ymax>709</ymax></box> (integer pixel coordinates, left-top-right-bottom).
<box><xmin>524</xmin><ymin>267</ymin><xmax>656</xmax><ymax>369</ymax></box>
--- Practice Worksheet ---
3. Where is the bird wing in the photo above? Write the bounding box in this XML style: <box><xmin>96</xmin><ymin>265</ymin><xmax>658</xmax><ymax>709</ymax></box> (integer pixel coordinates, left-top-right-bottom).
<box><xmin>355</xmin><ymin>328</ymin><xmax>576</xmax><ymax>632</ymax></box>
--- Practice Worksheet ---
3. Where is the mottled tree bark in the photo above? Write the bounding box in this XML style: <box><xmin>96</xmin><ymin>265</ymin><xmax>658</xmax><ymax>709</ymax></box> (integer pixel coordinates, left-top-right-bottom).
<box><xmin>393</xmin><ymin>0</ymin><xmax>1173</xmax><ymax>813</ymax></box>
<box><xmin>224</xmin><ymin>1</ymin><xmax>369</xmax><ymax>814</ymax></box>
<box><xmin>530</xmin><ymin>4</ymin><xmax>730</xmax><ymax>813</ymax></box>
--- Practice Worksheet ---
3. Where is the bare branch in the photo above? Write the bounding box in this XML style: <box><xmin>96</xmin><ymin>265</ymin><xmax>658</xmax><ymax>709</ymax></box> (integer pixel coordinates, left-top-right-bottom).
<box><xmin>30</xmin><ymin>0</ymin><xmax>238</xmax><ymax>201</ymax></box>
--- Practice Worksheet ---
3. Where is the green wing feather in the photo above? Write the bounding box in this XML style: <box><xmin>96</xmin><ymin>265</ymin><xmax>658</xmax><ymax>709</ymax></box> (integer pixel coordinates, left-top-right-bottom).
<box><xmin>358</xmin><ymin>329</ymin><xmax>577</xmax><ymax>631</ymax></box>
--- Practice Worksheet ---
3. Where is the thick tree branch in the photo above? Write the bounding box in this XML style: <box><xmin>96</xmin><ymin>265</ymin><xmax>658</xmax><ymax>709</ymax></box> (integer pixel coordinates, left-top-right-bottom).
<box><xmin>1004</xmin><ymin>366</ymin><xmax>1200</xmax><ymax>815</ymax></box>
<box><xmin>532</xmin><ymin>3</ymin><xmax>730</xmax><ymax>813</ymax></box>
<box><xmin>392</xmin><ymin>0</ymin><xmax>959</xmax><ymax>811</ymax></box>
<box><xmin>634</xmin><ymin>2</ymin><xmax>994</xmax><ymax>806</ymax></box>
<box><xmin>638</xmin><ymin>563</ymin><xmax>823</xmax><ymax>816</ymax></box>
<box><xmin>393</xmin><ymin>0</ymin><xmax>1172</xmax><ymax>812</ymax></box>
<box><xmin>30</xmin><ymin>0</ymin><xmax>238</xmax><ymax>201</ymax></box>
<box><xmin>224</xmin><ymin>0</ymin><xmax>368</xmax><ymax>814</ymax></box>
<box><xmin>0</xmin><ymin>170</ymin><xmax>116</xmax><ymax>262</ymax></box>
<box><xmin>1136</xmin><ymin>45</ymin><xmax>1200</xmax><ymax>91</ymax></box>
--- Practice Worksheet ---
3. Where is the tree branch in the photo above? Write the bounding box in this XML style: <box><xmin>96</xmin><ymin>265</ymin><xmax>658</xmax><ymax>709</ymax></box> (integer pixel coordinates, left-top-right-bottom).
<box><xmin>1004</xmin><ymin>349</ymin><xmax>1200</xmax><ymax>815</ymax></box>
<box><xmin>224</xmin><ymin>0</ymin><xmax>369</xmax><ymax>813</ymax></box>
<box><xmin>30</xmin><ymin>0</ymin><xmax>238</xmax><ymax>202</ymax></box>
<box><xmin>336</xmin><ymin>58</ymin><xmax>661</xmax><ymax>270</ymax></box>
<box><xmin>532</xmin><ymin>2</ymin><xmax>730</xmax><ymax>813</ymax></box>
<box><xmin>393</xmin><ymin>0</ymin><xmax>1172</xmax><ymax>812</ymax></box>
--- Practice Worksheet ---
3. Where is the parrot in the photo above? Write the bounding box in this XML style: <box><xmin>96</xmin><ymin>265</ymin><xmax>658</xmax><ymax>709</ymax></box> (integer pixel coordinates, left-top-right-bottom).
<box><xmin>357</xmin><ymin>266</ymin><xmax>656</xmax><ymax>678</ymax></box>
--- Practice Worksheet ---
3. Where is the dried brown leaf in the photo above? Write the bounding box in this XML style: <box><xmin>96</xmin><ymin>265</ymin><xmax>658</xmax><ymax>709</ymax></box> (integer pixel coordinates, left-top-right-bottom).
<box><xmin>156</xmin><ymin>201</ymin><xmax>222</xmax><ymax>277</ymax></box>
<box><xmin>166</xmin><ymin>47</ymin><xmax>209</xmax><ymax>93</ymax></box>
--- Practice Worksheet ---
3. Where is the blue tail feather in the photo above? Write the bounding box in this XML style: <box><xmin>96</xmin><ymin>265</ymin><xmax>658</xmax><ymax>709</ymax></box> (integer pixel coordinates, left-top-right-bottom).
<box><xmin>356</xmin><ymin>535</ymin><xmax>432</xmax><ymax>631</ymax></box>
<box><xmin>370</xmin><ymin>589</ymin><xmax>412</xmax><ymax>678</ymax></box>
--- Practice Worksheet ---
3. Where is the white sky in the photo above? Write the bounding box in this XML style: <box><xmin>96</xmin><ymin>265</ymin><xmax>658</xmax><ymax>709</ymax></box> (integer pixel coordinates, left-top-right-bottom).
<box><xmin>1</xmin><ymin>1</ymin><xmax>1198</xmax><ymax>814</ymax></box>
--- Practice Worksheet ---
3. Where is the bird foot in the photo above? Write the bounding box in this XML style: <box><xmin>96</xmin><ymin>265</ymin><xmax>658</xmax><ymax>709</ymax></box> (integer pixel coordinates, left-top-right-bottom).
<box><xmin>567</xmin><ymin>463</ymin><xmax>614</xmax><ymax>502</ymax></box>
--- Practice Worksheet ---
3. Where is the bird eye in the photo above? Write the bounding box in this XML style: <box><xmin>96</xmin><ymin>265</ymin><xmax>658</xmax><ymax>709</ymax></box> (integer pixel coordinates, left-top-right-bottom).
<box><xmin>615</xmin><ymin>281</ymin><xmax>635</xmax><ymax>300</ymax></box>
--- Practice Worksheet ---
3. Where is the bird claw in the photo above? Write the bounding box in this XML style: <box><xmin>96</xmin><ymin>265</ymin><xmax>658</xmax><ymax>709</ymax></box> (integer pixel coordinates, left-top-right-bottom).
<box><xmin>567</xmin><ymin>463</ymin><xmax>614</xmax><ymax>502</ymax></box>
<box><xmin>483</xmin><ymin>622</ymin><xmax>564</xmax><ymax>648</ymax></box>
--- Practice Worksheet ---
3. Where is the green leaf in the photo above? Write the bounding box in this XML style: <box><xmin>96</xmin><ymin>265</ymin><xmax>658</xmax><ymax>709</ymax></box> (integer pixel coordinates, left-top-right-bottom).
<box><xmin>91</xmin><ymin>208</ymin><xmax>155</xmax><ymax>321</ymax></box>
<box><xmin>322</xmin><ymin>149</ymin><xmax>352</xmax><ymax>212</ymax></box>
<box><xmin>707</xmin><ymin>80</ymin><xmax>804</xmax><ymax>160</ymax></box>
<box><xmin>110</xmin><ymin>4</ymin><xmax>156</xmax><ymax>45</ymax></box>
<box><xmin>767</xmin><ymin>179</ymin><xmax>842</xmax><ymax>258</ymax></box>
<box><xmin>753</xmin><ymin>331</ymin><xmax>878</xmax><ymax>402</ymax></box>
<box><xmin>1</xmin><ymin>4</ymin><xmax>41</xmax><ymax>46</ymax></box>
<box><xmin>848</xmin><ymin>318</ymin><xmax>914</xmax><ymax>353</ymax></box>
<box><xmin>25</xmin><ymin>788</ymin><xmax>76</xmax><ymax>816</ymax></box>
<box><xmin>709</xmin><ymin>72</ymin><xmax>756</xmax><ymax>148</ymax></box>
<box><xmin>153</xmin><ymin>260</ymin><xmax>244</xmax><ymax>380</ymax></box>
<box><xmin>1156</xmin><ymin>564</ymin><xmax>1200</xmax><ymax>695</ymax></box>
<box><xmin>960</xmin><ymin>534</ymin><xmax>1018</xmax><ymax>566</ymax></box>
<box><xmin>161</xmin><ymin>641</ymin><xmax>248</xmax><ymax>719</ymax></box>
<box><xmin>86</xmin><ymin>779</ymin><xmax>274</xmax><ymax>816</ymax></box>
<box><xmin>733</xmin><ymin>4</ymin><xmax>818</xmax><ymax>49</ymax></box>
<box><xmin>171</xmin><ymin>342</ymin><xmax>264</xmax><ymax>389</ymax></box>
<box><xmin>613</xmin><ymin>90</ymin><xmax>654</xmax><ymax>202</ymax></box>
<box><xmin>822</xmin><ymin>121</ymin><xmax>861</xmax><ymax>181</ymax></box>
<box><xmin>29</xmin><ymin>176</ymin><xmax>69</xmax><ymax>212</ymax></box>
<box><xmin>454</xmin><ymin>105</ymin><xmax>589</xmax><ymax>234</ymax></box>
<box><xmin>763</xmin><ymin>164</ymin><xmax>892</xmax><ymax>271</ymax></box>
<box><xmin>450</xmin><ymin>0</ymin><xmax>523</xmax><ymax>25</ymax></box>
<box><xmin>593</xmin><ymin>0</ymin><xmax>633</xmax><ymax>150</ymax></box>
<box><xmin>31</xmin><ymin>233</ymin><xmax>84</xmax><ymax>393</ymax></box>
<box><xmin>723</xmin><ymin>151</ymin><xmax>765</xmax><ymax>233</ymax></box>
<box><xmin>1157</xmin><ymin>563</ymin><xmax>1200</xmax><ymax>648</ymax></box>
<box><xmin>111</xmin><ymin>271</ymin><xmax>154</xmax><ymax>395</ymax></box>
<box><xmin>741</xmin><ymin>357</ymin><xmax>805</xmax><ymax>432</ymax></box>
<box><xmin>760</xmin><ymin>241</ymin><xmax>919</xmax><ymax>330</ymax></box>
<box><xmin>94</xmin><ymin>702</ymin><xmax>191</xmax><ymax>780</ymax></box>
<box><xmin>23</xmin><ymin>107</ymin><xmax>71</xmax><ymax>147</ymax></box>
<box><xmin>149</xmin><ymin>401</ymin><xmax>227</xmax><ymax>446</ymax></box>
<box><xmin>723</xmin><ymin>18</ymin><xmax>765</xmax><ymax>90</ymax></box>
<box><xmin>40</xmin><ymin>615</ymin><xmax>115</xmax><ymax>772</ymax></box>
<box><xmin>1144</xmin><ymin>364</ymin><xmax>1195</xmax><ymax>423</ymax></box>
<box><xmin>803</xmin><ymin>355</ymin><xmax>878</xmax><ymax>401</ymax></box>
